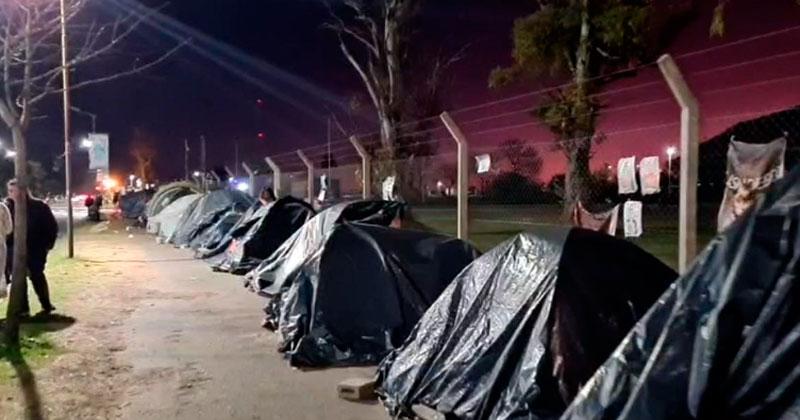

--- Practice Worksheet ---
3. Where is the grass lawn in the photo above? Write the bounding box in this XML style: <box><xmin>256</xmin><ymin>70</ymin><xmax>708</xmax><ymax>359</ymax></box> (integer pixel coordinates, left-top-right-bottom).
<box><xmin>414</xmin><ymin>204</ymin><xmax>719</xmax><ymax>269</ymax></box>
<box><xmin>0</xmin><ymin>244</ymin><xmax>80</xmax><ymax>381</ymax></box>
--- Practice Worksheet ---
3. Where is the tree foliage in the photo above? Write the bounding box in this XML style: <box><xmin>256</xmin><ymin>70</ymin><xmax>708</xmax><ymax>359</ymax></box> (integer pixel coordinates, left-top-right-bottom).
<box><xmin>498</xmin><ymin>138</ymin><xmax>543</xmax><ymax>180</ymax></box>
<box><xmin>490</xmin><ymin>0</ymin><xmax>655</xmax><ymax>215</ymax></box>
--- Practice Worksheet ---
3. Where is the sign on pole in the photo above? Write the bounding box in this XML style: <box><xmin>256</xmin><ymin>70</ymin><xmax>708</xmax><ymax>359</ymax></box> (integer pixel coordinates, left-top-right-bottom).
<box><xmin>88</xmin><ymin>133</ymin><xmax>110</xmax><ymax>170</ymax></box>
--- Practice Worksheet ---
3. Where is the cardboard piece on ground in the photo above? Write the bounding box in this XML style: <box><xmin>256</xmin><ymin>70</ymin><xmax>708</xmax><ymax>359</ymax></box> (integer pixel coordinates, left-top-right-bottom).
<box><xmin>412</xmin><ymin>405</ymin><xmax>446</xmax><ymax>420</ymax></box>
<box><xmin>337</xmin><ymin>377</ymin><xmax>377</xmax><ymax>401</ymax></box>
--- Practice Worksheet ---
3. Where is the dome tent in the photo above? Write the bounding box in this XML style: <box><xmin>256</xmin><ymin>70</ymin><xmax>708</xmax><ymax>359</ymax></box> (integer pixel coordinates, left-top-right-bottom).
<box><xmin>145</xmin><ymin>181</ymin><xmax>201</xmax><ymax>219</ymax></box>
<box><xmin>146</xmin><ymin>193</ymin><xmax>202</xmax><ymax>239</ymax></box>
<box><xmin>562</xmin><ymin>167</ymin><xmax>800</xmax><ymax>420</ymax></box>
<box><xmin>377</xmin><ymin>227</ymin><xmax>677</xmax><ymax>420</ymax></box>
<box><xmin>211</xmin><ymin>196</ymin><xmax>316</xmax><ymax>274</ymax></box>
<box><xmin>168</xmin><ymin>189</ymin><xmax>254</xmax><ymax>247</ymax></box>
<box><xmin>246</xmin><ymin>200</ymin><xmax>407</xmax><ymax>295</ymax></box>
<box><xmin>273</xmin><ymin>222</ymin><xmax>479</xmax><ymax>368</ymax></box>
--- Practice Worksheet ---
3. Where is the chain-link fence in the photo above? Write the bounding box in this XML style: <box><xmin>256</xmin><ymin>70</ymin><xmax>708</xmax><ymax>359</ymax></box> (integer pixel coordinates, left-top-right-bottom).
<box><xmin>238</xmin><ymin>31</ymin><xmax>799</xmax><ymax>269</ymax></box>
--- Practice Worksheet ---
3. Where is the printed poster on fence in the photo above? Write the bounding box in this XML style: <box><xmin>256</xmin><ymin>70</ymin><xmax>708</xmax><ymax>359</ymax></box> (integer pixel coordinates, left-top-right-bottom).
<box><xmin>617</xmin><ymin>156</ymin><xmax>638</xmax><ymax>194</ymax></box>
<box><xmin>639</xmin><ymin>156</ymin><xmax>661</xmax><ymax>195</ymax></box>
<box><xmin>475</xmin><ymin>154</ymin><xmax>491</xmax><ymax>174</ymax></box>
<box><xmin>572</xmin><ymin>201</ymin><xmax>619</xmax><ymax>236</ymax></box>
<box><xmin>624</xmin><ymin>200</ymin><xmax>643</xmax><ymax>238</ymax></box>
<box><xmin>382</xmin><ymin>176</ymin><xmax>396</xmax><ymax>201</ymax></box>
<box><xmin>717</xmin><ymin>138</ymin><xmax>786</xmax><ymax>232</ymax></box>
<box><xmin>88</xmin><ymin>133</ymin><xmax>110</xmax><ymax>170</ymax></box>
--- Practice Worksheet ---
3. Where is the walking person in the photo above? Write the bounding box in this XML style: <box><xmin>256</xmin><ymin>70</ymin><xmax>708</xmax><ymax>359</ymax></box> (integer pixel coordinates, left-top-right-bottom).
<box><xmin>6</xmin><ymin>179</ymin><xmax>59</xmax><ymax>316</ymax></box>
<box><xmin>0</xmin><ymin>199</ymin><xmax>11</xmax><ymax>299</ymax></box>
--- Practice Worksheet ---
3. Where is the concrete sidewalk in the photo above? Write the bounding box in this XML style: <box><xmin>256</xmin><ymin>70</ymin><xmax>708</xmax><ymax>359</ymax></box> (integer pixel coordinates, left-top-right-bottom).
<box><xmin>114</xmin><ymin>230</ymin><xmax>384</xmax><ymax>419</ymax></box>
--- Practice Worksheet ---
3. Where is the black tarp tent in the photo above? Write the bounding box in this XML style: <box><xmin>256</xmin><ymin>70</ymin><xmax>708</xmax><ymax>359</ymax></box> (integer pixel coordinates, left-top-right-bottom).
<box><xmin>561</xmin><ymin>168</ymin><xmax>800</xmax><ymax>420</ymax></box>
<box><xmin>196</xmin><ymin>202</ymin><xmax>266</xmax><ymax>260</ymax></box>
<box><xmin>119</xmin><ymin>190</ymin><xmax>154</xmax><ymax>220</ymax></box>
<box><xmin>168</xmin><ymin>189</ymin><xmax>254</xmax><ymax>247</ymax></box>
<box><xmin>377</xmin><ymin>227</ymin><xmax>677</xmax><ymax>420</ymax></box>
<box><xmin>246</xmin><ymin>200</ymin><xmax>406</xmax><ymax>295</ymax></box>
<box><xmin>273</xmin><ymin>223</ymin><xmax>479</xmax><ymax>368</ymax></box>
<box><xmin>212</xmin><ymin>196</ymin><xmax>315</xmax><ymax>274</ymax></box>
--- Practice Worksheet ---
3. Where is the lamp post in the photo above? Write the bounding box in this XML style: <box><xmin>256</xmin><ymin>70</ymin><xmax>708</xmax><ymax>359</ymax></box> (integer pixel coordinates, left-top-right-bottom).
<box><xmin>60</xmin><ymin>0</ymin><xmax>74</xmax><ymax>258</ymax></box>
<box><xmin>666</xmin><ymin>146</ymin><xmax>677</xmax><ymax>195</ymax></box>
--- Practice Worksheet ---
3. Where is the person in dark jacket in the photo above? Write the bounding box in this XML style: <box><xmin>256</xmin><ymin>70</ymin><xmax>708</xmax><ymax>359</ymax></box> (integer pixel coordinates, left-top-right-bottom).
<box><xmin>6</xmin><ymin>179</ymin><xmax>59</xmax><ymax>316</ymax></box>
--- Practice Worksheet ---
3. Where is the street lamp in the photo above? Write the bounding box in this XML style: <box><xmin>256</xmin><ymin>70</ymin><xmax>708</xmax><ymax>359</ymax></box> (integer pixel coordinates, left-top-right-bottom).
<box><xmin>80</xmin><ymin>138</ymin><xmax>93</xmax><ymax>149</ymax></box>
<box><xmin>5</xmin><ymin>150</ymin><xmax>16</xmax><ymax>159</ymax></box>
<box><xmin>666</xmin><ymin>146</ymin><xmax>677</xmax><ymax>194</ymax></box>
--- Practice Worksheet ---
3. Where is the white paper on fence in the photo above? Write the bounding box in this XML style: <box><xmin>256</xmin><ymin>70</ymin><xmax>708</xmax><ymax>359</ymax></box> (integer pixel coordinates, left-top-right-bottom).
<box><xmin>475</xmin><ymin>154</ymin><xmax>491</xmax><ymax>174</ymax></box>
<box><xmin>717</xmin><ymin>137</ymin><xmax>786</xmax><ymax>232</ymax></box>
<box><xmin>317</xmin><ymin>188</ymin><xmax>327</xmax><ymax>203</ymax></box>
<box><xmin>317</xmin><ymin>174</ymin><xmax>328</xmax><ymax>202</ymax></box>
<box><xmin>639</xmin><ymin>156</ymin><xmax>661</xmax><ymax>195</ymax></box>
<box><xmin>624</xmin><ymin>200</ymin><xmax>643</xmax><ymax>238</ymax></box>
<box><xmin>617</xmin><ymin>156</ymin><xmax>638</xmax><ymax>194</ymax></box>
<box><xmin>382</xmin><ymin>176</ymin><xmax>396</xmax><ymax>201</ymax></box>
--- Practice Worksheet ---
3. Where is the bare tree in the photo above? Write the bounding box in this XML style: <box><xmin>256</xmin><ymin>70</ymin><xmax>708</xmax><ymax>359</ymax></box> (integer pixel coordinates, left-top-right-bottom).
<box><xmin>0</xmin><ymin>0</ymin><xmax>183</xmax><ymax>345</ymax></box>
<box><xmin>324</xmin><ymin>0</ymin><xmax>420</xmax><ymax>155</ymax></box>
<box><xmin>130</xmin><ymin>128</ymin><xmax>158</xmax><ymax>182</ymax></box>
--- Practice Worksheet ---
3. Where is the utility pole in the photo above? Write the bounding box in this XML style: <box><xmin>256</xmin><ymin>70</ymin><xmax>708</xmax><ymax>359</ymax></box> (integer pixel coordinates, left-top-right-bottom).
<box><xmin>234</xmin><ymin>139</ymin><xmax>240</xmax><ymax>178</ymax></box>
<box><xmin>184</xmin><ymin>138</ymin><xmax>190</xmax><ymax>181</ymax></box>
<box><xmin>60</xmin><ymin>0</ymin><xmax>74</xmax><ymax>259</ymax></box>
<box><xmin>200</xmin><ymin>135</ymin><xmax>207</xmax><ymax>173</ymax></box>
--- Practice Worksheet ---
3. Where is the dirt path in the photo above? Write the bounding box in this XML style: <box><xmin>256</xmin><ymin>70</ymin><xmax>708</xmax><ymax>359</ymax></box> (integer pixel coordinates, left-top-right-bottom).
<box><xmin>1</xmin><ymin>226</ymin><xmax>383</xmax><ymax>420</ymax></box>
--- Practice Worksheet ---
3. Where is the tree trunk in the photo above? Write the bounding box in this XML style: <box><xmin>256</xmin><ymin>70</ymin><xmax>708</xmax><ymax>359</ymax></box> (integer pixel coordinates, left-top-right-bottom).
<box><xmin>4</xmin><ymin>125</ymin><xmax>29</xmax><ymax>346</ymax></box>
<box><xmin>563</xmin><ymin>0</ymin><xmax>593</xmax><ymax>217</ymax></box>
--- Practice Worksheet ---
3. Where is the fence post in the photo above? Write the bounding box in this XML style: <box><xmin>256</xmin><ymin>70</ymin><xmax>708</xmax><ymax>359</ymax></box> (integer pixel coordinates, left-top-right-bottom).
<box><xmin>440</xmin><ymin>111</ymin><xmax>469</xmax><ymax>240</ymax></box>
<box><xmin>349</xmin><ymin>136</ymin><xmax>371</xmax><ymax>199</ymax></box>
<box><xmin>264</xmin><ymin>157</ymin><xmax>282</xmax><ymax>198</ymax></box>
<box><xmin>242</xmin><ymin>162</ymin><xmax>256</xmax><ymax>196</ymax></box>
<box><xmin>297</xmin><ymin>150</ymin><xmax>315</xmax><ymax>203</ymax></box>
<box><xmin>658</xmin><ymin>54</ymin><xmax>699</xmax><ymax>274</ymax></box>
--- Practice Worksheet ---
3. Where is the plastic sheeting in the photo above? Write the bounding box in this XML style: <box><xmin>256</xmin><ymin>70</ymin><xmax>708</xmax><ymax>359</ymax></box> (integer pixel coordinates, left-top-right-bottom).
<box><xmin>196</xmin><ymin>202</ymin><xmax>266</xmax><ymax>260</ymax></box>
<box><xmin>562</xmin><ymin>167</ymin><xmax>800</xmax><ymax>420</ymax></box>
<box><xmin>189</xmin><ymin>210</ymin><xmax>245</xmax><ymax>251</ymax></box>
<box><xmin>168</xmin><ymin>189</ymin><xmax>254</xmax><ymax>247</ymax></box>
<box><xmin>145</xmin><ymin>182</ymin><xmax>200</xmax><ymax>219</ymax></box>
<box><xmin>213</xmin><ymin>196</ymin><xmax>315</xmax><ymax>274</ymax></box>
<box><xmin>377</xmin><ymin>227</ymin><xmax>676</xmax><ymax>420</ymax></box>
<box><xmin>276</xmin><ymin>223</ymin><xmax>479</xmax><ymax>367</ymax></box>
<box><xmin>247</xmin><ymin>200</ymin><xmax>406</xmax><ymax>295</ymax></box>
<box><xmin>119</xmin><ymin>190</ymin><xmax>153</xmax><ymax>220</ymax></box>
<box><xmin>146</xmin><ymin>193</ymin><xmax>201</xmax><ymax>238</ymax></box>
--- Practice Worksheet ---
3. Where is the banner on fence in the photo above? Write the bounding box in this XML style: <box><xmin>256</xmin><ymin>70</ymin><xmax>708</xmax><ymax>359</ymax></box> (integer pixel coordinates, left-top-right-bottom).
<box><xmin>718</xmin><ymin>138</ymin><xmax>786</xmax><ymax>232</ymax></box>
<box><xmin>639</xmin><ymin>156</ymin><xmax>661</xmax><ymax>195</ymax></box>
<box><xmin>318</xmin><ymin>174</ymin><xmax>328</xmax><ymax>202</ymax></box>
<box><xmin>572</xmin><ymin>201</ymin><xmax>619</xmax><ymax>236</ymax></box>
<box><xmin>617</xmin><ymin>156</ymin><xmax>638</xmax><ymax>194</ymax></box>
<box><xmin>475</xmin><ymin>154</ymin><xmax>491</xmax><ymax>174</ymax></box>
<box><xmin>624</xmin><ymin>201</ymin><xmax>643</xmax><ymax>238</ymax></box>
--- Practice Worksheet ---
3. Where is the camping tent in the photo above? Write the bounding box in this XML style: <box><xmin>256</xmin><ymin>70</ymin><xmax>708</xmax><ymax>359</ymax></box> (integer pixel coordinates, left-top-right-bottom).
<box><xmin>212</xmin><ymin>196</ymin><xmax>315</xmax><ymax>274</ymax></box>
<box><xmin>168</xmin><ymin>189</ymin><xmax>254</xmax><ymax>247</ymax></box>
<box><xmin>377</xmin><ymin>228</ymin><xmax>677</xmax><ymax>420</ymax></box>
<box><xmin>147</xmin><ymin>193</ymin><xmax>202</xmax><ymax>239</ymax></box>
<box><xmin>273</xmin><ymin>223</ymin><xmax>479</xmax><ymax>367</ymax></box>
<box><xmin>247</xmin><ymin>200</ymin><xmax>406</xmax><ymax>295</ymax></box>
<box><xmin>562</xmin><ymin>167</ymin><xmax>800</xmax><ymax>420</ymax></box>
<box><xmin>119</xmin><ymin>190</ymin><xmax>154</xmax><ymax>220</ymax></box>
<box><xmin>195</xmin><ymin>202</ymin><xmax>265</xmax><ymax>259</ymax></box>
<box><xmin>145</xmin><ymin>182</ymin><xmax>201</xmax><ymax>219</ymax></box>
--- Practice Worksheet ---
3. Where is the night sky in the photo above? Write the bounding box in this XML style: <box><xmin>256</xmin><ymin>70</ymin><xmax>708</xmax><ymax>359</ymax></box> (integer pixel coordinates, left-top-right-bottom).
<box><xmin>13</xmin><ymin>0</ymin><xmax>800</xmax><ymax>188</ymax></box>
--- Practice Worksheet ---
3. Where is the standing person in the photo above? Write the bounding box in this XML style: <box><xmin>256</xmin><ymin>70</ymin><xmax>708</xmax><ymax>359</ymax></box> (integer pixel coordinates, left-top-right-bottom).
<box><xmin>259</xmin><ymin>187</ymin><xmax>276</xmax><ymax>206</ymax></box>
<box><xmin>0</xmin><ymin>200</ymin><xmax>11</xmax><ymax>299</ymax></box>
<box><xmin>6</xmin><ymin>179</ymin><xmax>59</xmax><ymax>316</ymax></box>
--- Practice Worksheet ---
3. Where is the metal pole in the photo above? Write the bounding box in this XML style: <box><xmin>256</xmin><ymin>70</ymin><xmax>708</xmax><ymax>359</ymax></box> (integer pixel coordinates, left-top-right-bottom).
<box><xmin>349</xmin><ymin>136</ymin><xmax>371</xmax><ymax>199</ymax></box>
<box><xmin>200</xmin><ymin>135</ymin><xmax>207</xmax><ymax>173</ymax></box>
<box><xmin>60</xmin><ymin>0</ymin><xmax>74</xmax><ymax>259</ymax></box>
<box><xmin>658</xmin><ymin>54</ymin><xmax>699</xmax><ymax>274</ymax></box>
<box><xmin>440</xmin><ymin>112</ymin><xmax>469</xmax><ymax>240</ymax></box>
<box><xmin>297</xmin><ymin>150</ymin><xmax>314</xmax><ymax>203</ymax></box>
<box><xmin>242</xmin><ymin>162</ymin><xmax>256</xmax><ymax>196</ymax></box>
<box><xmin>265</xmin><ymin>157</ymin><xmax>282</xmax><ymax>198</ymax></box>
<box><xmin>184</xmin><ymin>139</ymin><xmax>190</xmax><ymax>181</ymax></box>
<box><xmin>234</xmin><ymin>140</ymin><xmax>240</xmax><ymax>178</ymax></box>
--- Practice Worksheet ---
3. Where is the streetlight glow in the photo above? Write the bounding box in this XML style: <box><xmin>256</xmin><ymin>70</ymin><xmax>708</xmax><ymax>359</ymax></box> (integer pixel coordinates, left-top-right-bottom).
<box><xmin>666</xmin><ymin>146</ymin><xmax>677</xmax><ymax>158</ymax></box>
<box><xmin>5</xmin><ymin>150</ymin><xmax>16</xmax><ymax>159</ymax></box>
<box><xmin>81</xmin><ymin>138</ymin><xmax>93</xmax><ymax>149</ymax></box>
